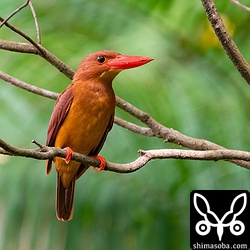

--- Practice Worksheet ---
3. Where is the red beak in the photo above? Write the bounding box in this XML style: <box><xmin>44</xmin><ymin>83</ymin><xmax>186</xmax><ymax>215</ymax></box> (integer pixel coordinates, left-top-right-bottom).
<box><xmin>107</xmin><ymin>54</ymin><xmax>154</xmax><ymax>70</ymax></box>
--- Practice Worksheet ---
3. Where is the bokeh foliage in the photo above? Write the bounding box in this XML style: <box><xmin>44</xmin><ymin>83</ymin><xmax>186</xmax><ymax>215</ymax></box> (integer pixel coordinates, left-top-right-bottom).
<box><xmin>0</xmin><ymin>0</ymin><xmax>250</xmax><ymax>249</ymax></box>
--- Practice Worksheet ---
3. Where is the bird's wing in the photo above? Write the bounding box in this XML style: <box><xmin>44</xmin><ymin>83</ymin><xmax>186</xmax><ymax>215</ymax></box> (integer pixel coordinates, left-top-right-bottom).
<box><xmin>76</xmin><ymin>114</ymin><xmax>114</xmax><ymax>179</ymax></box>
<box><xmin>46</xmin><ymin>84</ymin><xmax>74</xmax><ymax>147</ymax></box>
<box><xmin>46</xmin><ymin>84</ymin><xmax>74</xmax><ymax>175</ymax></box>
<box><xmin>90</xmin><ymin>114</ymin><xmax>114</xmax><ymax>155</ymax></box>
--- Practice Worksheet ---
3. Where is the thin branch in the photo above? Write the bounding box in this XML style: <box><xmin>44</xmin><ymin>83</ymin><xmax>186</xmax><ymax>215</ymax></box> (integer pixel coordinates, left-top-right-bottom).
<box><xmin>201</xmin><ymin>0</ymin><xmax>250</xmax><ymax>85</ymax></box>
<box><xmin>1</xmin><ymin>3</ymin><xmax>250</xmax><ymax>171</ymax></box>
<box><xmin>0</xmin><ymin>39</ymin><xmax>37</xmax><ymax>53</ymax></box>
<box><xmin>0</xmin><ymin>21</ymin><xmax>74</xmax><ymax>79</ymax></box>
<box><xmin>1</xmin><ymin>72</ymin><xmax>250</xmax><ymax>170</ymax></box>
<box><xmin>0</xmin><ymin>40</ymin><xmax>74</xmax><ymax>79</ymax></box>
<box><xmin>29</xmin><ymin>1</ymin><xmax>41</xmax><ymax>44</ymax></box>
<box><xmin>0</xmin><ymin>70</ymin><xmax>151</xmax><ymax>140</ymax></box>
<box><xmin>108</xmin><ymin>149</ymin><xmax>250</xmax><ymax>173</ymax></box>
<box><xmin>0</xmin><ymin>138</ymin><xmax>101</xmax><ymax>167</ymax></box>
<box><xmin>1</xmin><ymin>138</ymin><xmax>250</xmax><ymax>173</ymax></box>
<box><xmin>0</xmin><ymin>71</ymin><xmax>58</xmax><ymax>100</ymax></box>
<box><xmin>32</xmin><ymin>139</ymin><xmax>44</xmax><ymax>148</ymax></box>
<box><xmin>0</xmin><ymin>0</ymin><xmax>41</xmax><ymax>45</ymax></box>
<box><xmin>116</xmin><ymin>96</ymin><xmax>250</xmax><ymax>169</ymax></box>
<box><xmin>230</xmin><ymin>0</ymin><xmax>250</xmax><ymax>12</ymax></box>
<box><xmin>0</xmin><ymin>0</ymin><xmax>31</xmax><ymax>28</ymax></box>
<box><xmin>114</xmin><ymin>117</ymin><xmax>154</xmax><ymax>137</ymax></box>
<box><xmin>0</xmin><ymin>16</ymin><xmax>43</xmax><ymax>55</ymax></box>
<box><xmin>0</xmin><ymin>0</ymin><xmax>41</xmax><ymax>43</ymax></box>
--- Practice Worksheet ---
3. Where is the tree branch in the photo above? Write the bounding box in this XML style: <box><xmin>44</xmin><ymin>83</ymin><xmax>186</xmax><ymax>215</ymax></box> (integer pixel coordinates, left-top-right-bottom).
<box><xmin>0</xmin><ymin>70</ymin><xmax>58</xmax><ymax>100</ymax></box>
<box><xmin>29</xmin><ymin>1</ymin><xmax>41</xmax><ymax>44</ymax></box>
<box><xmin>0</xmin><ymin>16</ymin><xmax>44</xmax><ymax>55</ymax></box>
<box><xmin>115</xmin><ymin>96</ymin><xmax>250</xmax><ymax>169</ymax></box>
<box><xmin>1</xmin><ymin>1</ymin><xmax>250</xmax><ymax>172</ymax></box>
<box><xmin>0</xmin><ymin>0</ymin><xmax>31</xmax><ymax>28</ymax></box>
<box><xmin>201</xmin><ymin>0</ymin><xmax>250</xmax><ymax>84</ymax></box>
<box><xmin>1</xmin><ymin>138</ymin><xmax>250</xmax><ymax>173</ymax></box>
<box><xmin>107</xmin><ymin>148</ymin><xmax>250</xmax><ymax>173</ymax></box>
<box><xmin>114</xmin><ymin>117</ymin><xmax>154</xmax><ymax>137</ymax></box>
<box><xmin>1</xmin><ymin>71</ymin><xmax>250</xmax><ymax>170</ymax></box>
<box><xmin>0</xmin><ymin>41</ymin><xmax>74</xmax><ymax>80</ymax></box>
<box><xmin>0</xmin><ymin>138</ymin><xmax>101</xmax><ymax>168</ymax></box>
<box><xmin>0</xmin><ymin>39</ymin><xmax>37</xmax><ymax>53</ymax></box>
<box><xmin>230</xmin><ymin>0</ymin><xmax>250</xmax><ymax>12</ymax></box>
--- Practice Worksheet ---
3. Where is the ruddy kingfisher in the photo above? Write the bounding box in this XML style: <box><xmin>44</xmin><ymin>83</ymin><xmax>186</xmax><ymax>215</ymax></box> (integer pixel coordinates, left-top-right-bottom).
<box><xmin>46</xmin><ymin>50</ymin><xmax>153</xmax><ymax>221</ymax></box>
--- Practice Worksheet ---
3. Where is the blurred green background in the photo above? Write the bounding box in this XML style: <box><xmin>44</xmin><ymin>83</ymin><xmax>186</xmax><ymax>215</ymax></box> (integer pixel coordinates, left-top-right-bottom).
<box><xmin>0</xmin><ymin>0</ymin><xmax>250</xmax><ymax>249</ymax></box>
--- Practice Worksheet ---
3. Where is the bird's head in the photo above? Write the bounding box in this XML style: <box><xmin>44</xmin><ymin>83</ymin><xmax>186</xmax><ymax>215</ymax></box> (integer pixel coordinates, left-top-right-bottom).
<box><xmin>73</xmin><ymin>50</ymin><xmax>153</xmax><ymax>83</ymax></box>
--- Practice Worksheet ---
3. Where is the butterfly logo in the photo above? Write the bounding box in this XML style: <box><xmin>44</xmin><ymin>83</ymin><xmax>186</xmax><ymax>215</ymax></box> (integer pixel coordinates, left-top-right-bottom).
<box><xmin>193</xmin><ymin>193</ymin><xmax>247</xmax><ymax>241</ymax></box>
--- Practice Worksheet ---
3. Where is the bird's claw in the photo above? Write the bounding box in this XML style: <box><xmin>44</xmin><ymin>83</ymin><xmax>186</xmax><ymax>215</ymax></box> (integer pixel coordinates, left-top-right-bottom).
<box><xmin>92</xmin><ymin>156</ymin><xmax>106</xmax><ymax>172</ymax></box>
<box><xmin>63</xmin><ymin>147</ymin><xmax>73</xmax><ymax>164</ymax></box>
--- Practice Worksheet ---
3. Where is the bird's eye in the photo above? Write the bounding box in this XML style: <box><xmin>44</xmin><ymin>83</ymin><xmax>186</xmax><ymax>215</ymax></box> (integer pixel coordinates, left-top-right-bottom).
<box><xmin>97</xmin><ymin>56</ymin><xmax>106</xmax><ymax>63</ymax></box>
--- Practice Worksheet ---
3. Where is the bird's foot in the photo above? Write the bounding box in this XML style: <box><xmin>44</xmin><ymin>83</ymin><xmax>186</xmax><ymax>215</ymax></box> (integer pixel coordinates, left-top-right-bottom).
<box><xmin>92</xmin><ymin>156</ymin><xmax>106</xmax><ymax>172</ymax></box>
<box><xmin>63</xmin><ymin>147</ymin><xmax>73</xmax><ymax>164</ymax></box>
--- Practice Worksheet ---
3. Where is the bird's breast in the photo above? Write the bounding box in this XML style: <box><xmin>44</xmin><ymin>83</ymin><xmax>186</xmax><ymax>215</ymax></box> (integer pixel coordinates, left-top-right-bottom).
<box><xmin>55</xmin><ymin>82</ymin><xmax>115</xmax><ymax>155</ymax></box>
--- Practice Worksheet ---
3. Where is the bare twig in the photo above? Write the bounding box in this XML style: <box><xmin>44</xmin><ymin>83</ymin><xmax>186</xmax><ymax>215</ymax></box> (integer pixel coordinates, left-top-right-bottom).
<box><xmin>1</xmin><ymin>138</ymin><xmax>250</xmax><ymax>172</ymax></box>
<box><xmin>108</xmin><ymin>149</ymin><xmax>250</xmax><ymax>173</ymax></box>
<box><xmin>32</xmin><ymin>139</ymin><xmax>45</xmax><ymax>148</ymax></box>
<box><xmin>114</xmin><ymin>117</ymin><xmax>154</xmax><ymax>137</ymax></box>
<box><xmin>116</xmin><ymin>96</ymin><xmax>250</xmax><ymax>169</ymax></box>
<box><xmin>0</xmin><ymin>0</ymin><xmax>41</xmax><ymax>43</ymax></box>
<box><xmin>29</xmin><ymin>1</ymin><xmax>41</xmax><ymax>44</ymax></box>
<box><xmin>0</xmin><ymin>0</ymin><xmax>31</xmax><ymax>28</ymax></box>
<box><xmin>0</xmin><ymin>138</ymin><xmax>101</xmax><ymax>167</ymax></box>
<box><xmin>0</xmin><ymin>40</ymin><xmax>74</xmax><ymax>79</ymax></box>
<box><xmin>0</xmin><ymin>70</ymin><xmax>58</xmax><ymax>100</ymax></box>
<box><xmin>1</xmin><ymin>1</ymin><xmax>250</xmax><ymax>172</ymax></box>
<box><xmin>1</xmin><ymin>72</ymin><xmax>250</xmax><ymax>170</ymax></box>
<box><xmin>230</xmin><ymin>0</ymin><xmax>250</xmax><ymax>12</ymax></box>
<box><xmin>0</xmin><ymin>16</ymin><xmax>43</xmax><ymax>54</ymax></box>
<box><xmin>201</xmin><ymin>0</ymin><xmax>250</xmax><ymax>84</ymax></box>
<box><xmin>0</xmin><ymin>22</ymin><xmax>74</xmax><ymax>79</ymax></box>
<box><xmin>0</xmin><ymin>39</ymin><xmax>38</xmax><ymax>53</ymax></box>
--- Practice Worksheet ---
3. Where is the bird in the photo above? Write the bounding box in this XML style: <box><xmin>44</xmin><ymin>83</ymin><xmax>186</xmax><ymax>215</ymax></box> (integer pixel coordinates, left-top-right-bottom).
<box><xmin>46</xmin><ymin>50</ymin><xmax>153</xmax><ymax>221</ymax></box>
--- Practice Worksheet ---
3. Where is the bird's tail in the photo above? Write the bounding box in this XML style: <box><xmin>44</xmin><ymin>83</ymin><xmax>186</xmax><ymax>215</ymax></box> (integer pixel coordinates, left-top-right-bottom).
<box><xmin>56</xmin><ymin>173</ymin><xmax>76</xmax><ymax>221</ymax></box>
